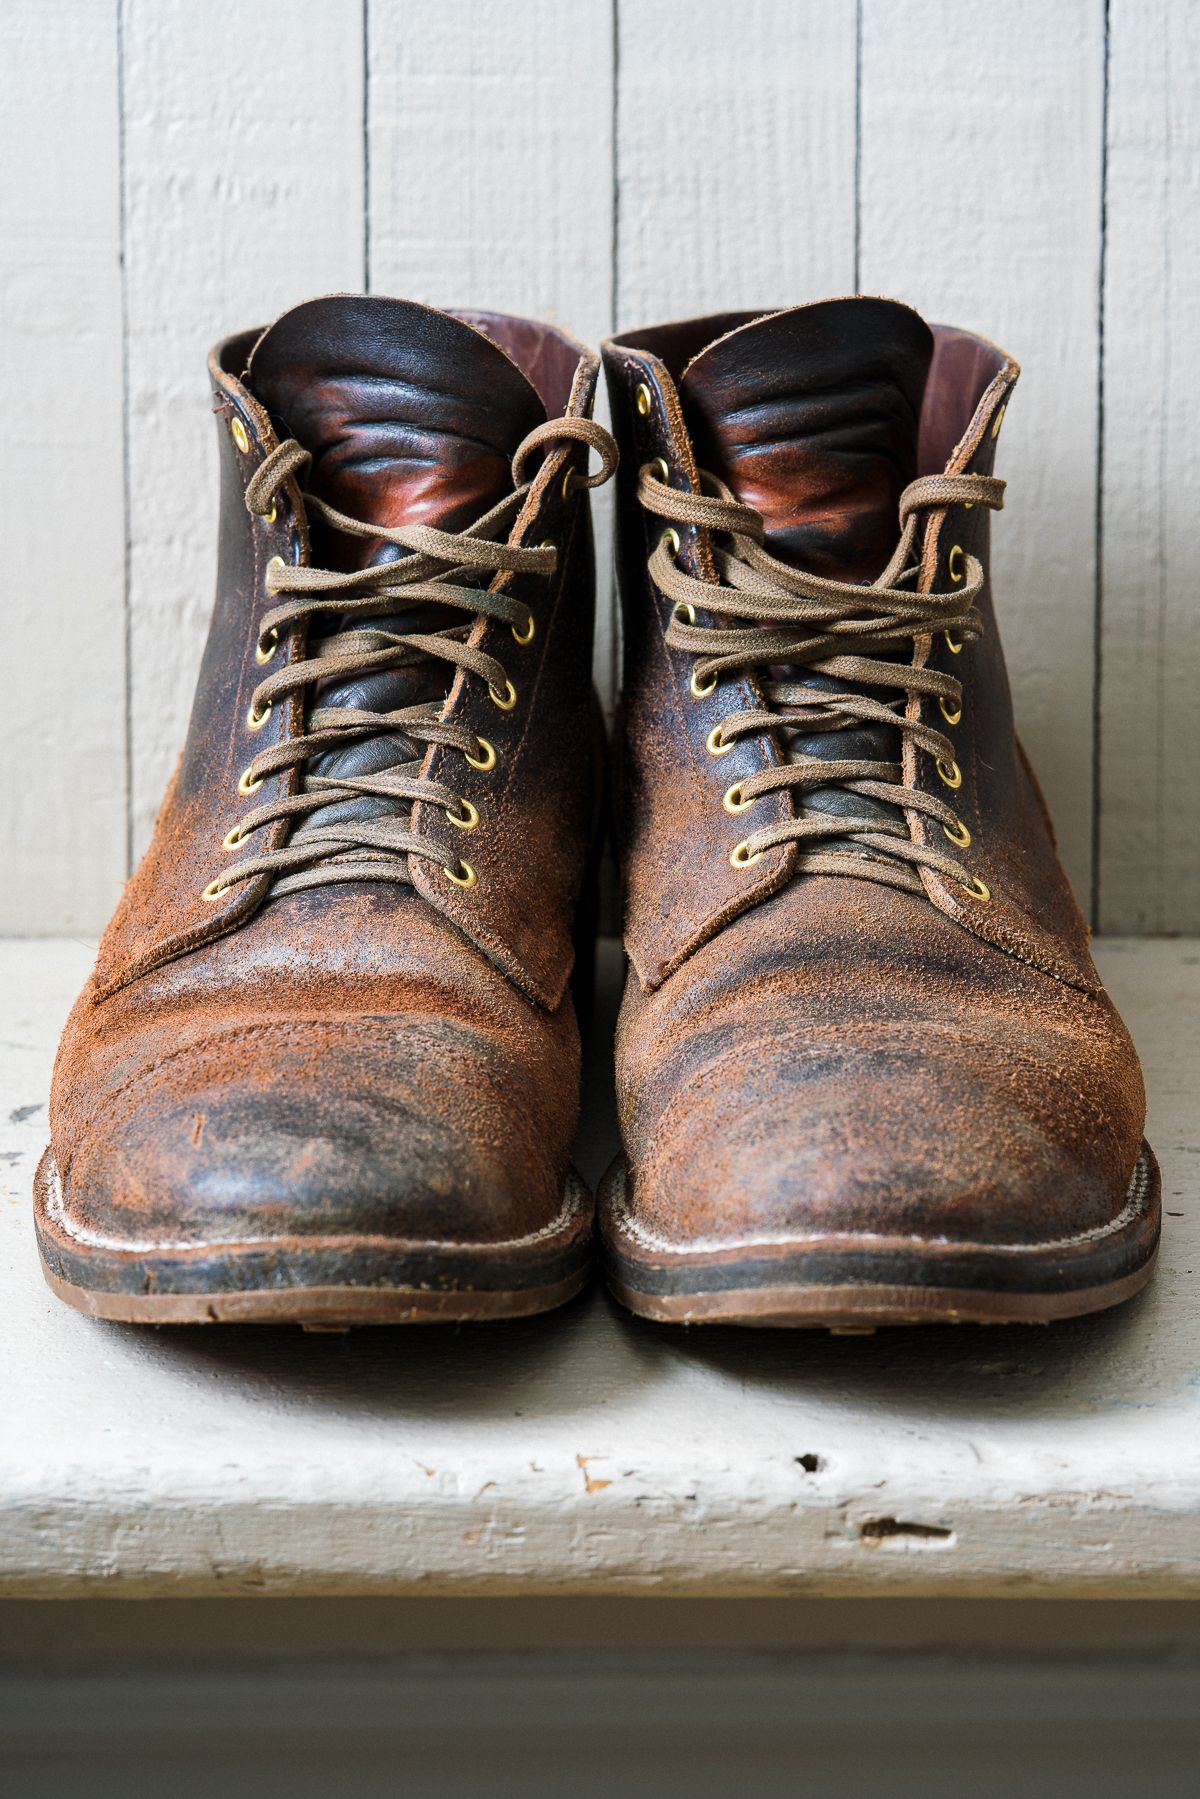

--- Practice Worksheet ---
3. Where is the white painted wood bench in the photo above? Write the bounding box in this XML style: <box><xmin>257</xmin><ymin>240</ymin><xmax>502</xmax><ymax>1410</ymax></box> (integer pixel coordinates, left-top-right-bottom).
<box><xmin>1</xmin><ymin>938</ymin><xmax>1196</xmax><ymax>1600</ymax></box>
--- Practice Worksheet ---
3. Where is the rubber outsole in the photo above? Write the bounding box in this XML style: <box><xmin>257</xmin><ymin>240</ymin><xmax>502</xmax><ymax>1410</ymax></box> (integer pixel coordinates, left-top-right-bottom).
<box><xmin>600</xmin><ymin>1140</ymin><xmax>1162</xmax><ymax>1329</ymax></box>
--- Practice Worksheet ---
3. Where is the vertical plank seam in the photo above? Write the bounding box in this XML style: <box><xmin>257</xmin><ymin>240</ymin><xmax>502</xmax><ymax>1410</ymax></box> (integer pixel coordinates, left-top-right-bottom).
<box><xmin>1154</xmin><ymin>4</ymin><xmax>1172</xmax><ymax>933</ymax></box>
<box><xmin>610</xmin><ymin>0</ymin><xmax>620</xmax><ymax>331</ymax></box>
<box><xmin>853</xmin><ymin>0</ymin><xmax>863</xmax><ymax>294</ymax></box>
<box><xmin>1091</xmin><ymin>0</ymin><xmax>1111</xmax><ymax>931</ymax></box>
<box><xmin>362</xmin><ymin>0</ymin><xmax>372</xmax><ymax>291</ymax></box>
<box><xmin>117</xmin><ymin>0</ymin><xmax>133</xmax><ymax>879</ymax></box>
<box><xmin>609</xmin><ymin>0</ymin><xmax>621</xmax><ymax>707</ymax></box>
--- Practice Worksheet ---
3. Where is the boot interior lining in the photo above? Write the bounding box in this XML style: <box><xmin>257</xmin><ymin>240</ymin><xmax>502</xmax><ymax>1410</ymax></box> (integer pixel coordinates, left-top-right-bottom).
<box><xmin>610</xmin><ymin>311</ymin><xmax>1009</xmax><ymax>484</ymax></box>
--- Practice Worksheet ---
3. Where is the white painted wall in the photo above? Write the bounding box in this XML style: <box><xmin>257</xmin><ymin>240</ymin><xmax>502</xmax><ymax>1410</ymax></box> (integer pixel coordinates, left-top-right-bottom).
<box><xmin>2</xmin><ymin>0</ymin><xmax>1194</xmax><ymax>934</ymax></box>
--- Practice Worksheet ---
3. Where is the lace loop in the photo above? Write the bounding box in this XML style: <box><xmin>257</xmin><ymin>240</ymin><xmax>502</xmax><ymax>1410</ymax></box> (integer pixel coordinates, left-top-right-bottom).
<box><xmin>637</xmin><ymin>461</ymin><xmax>1005</xmax><ymax>896</ymax></box>
<box><xmin>211</xmin><ymin>416</ymin><xmax>617</xmax><ymax>902</ymax></box>
<box><xmin>511</xmin><ymin>416</ymin><xmax>620</xmax><ymax>489</ymax></box>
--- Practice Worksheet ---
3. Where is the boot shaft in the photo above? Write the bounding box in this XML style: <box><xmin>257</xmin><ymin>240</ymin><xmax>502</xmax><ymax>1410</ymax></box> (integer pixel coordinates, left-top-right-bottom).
<box><xmin>94</xmin><ymin>296</ymin><xmax>612</xmax><ymax>1010</ymax></box>
<box><xmin>602</xmin><ymin>298</ymin><xmax>1096</xmax><ymax>995</ymax></box>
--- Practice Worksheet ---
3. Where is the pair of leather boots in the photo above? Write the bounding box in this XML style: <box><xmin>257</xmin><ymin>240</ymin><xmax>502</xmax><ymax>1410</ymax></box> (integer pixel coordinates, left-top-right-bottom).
<box><xmin>36</xmin><ymin>293</ymin><xmax>1159</xmax><ymax>1330</ymax></box>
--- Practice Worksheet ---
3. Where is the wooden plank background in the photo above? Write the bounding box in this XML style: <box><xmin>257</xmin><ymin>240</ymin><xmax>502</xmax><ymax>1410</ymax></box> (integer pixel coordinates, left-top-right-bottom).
<box><xmin>1</xmin><ymin>0</ymin><xmax>1194</xmax><ymax>935</ymax></box>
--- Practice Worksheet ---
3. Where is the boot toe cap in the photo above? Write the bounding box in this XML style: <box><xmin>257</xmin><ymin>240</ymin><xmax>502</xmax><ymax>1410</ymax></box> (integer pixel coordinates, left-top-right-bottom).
<box><xmin>624</xmin><ymin>1024</ymin><xmax>1146</xmax><ymax>1260</ymax></box>
<box><xmin>54</xmin><ymin>1016</ymin><xmax>570</xmax><ymax>1257</ymax></box>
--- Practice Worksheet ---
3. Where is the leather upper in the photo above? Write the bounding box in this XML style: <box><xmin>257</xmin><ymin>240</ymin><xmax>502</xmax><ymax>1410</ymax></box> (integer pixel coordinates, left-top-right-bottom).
<box><xmin>51</xmin><ymin>297</ymin><xmax>603</xmax><ymax>1252</ymax></box>
<box><xmin>602</xmin><ymin>298</ymin><xmax>1147</xmax><ymax>1259</ymax></box>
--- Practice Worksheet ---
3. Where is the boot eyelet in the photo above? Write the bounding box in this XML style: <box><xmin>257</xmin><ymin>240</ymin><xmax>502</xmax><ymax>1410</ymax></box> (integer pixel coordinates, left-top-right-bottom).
<box><xmin>723</xmin><ymin>783</ymin><xmax>754</xmax><ymax>814</ymax></box>
<box><xmin>201</xmin><ymin>878</ymin><xmax>231</xmax><ymax>902</ymax></box>
<box><xmin>706</xmin><ymin>724</ymin><xmax>735</xmax><ymax>757</ymax></box>
<box><xmin>635</xmin><ymin>382</ymin><xmax>653</xmax><ymax>417</ymax></box>
<box><xmin>661</xmin><ymin>527</ymin><xmax>681</xmax><ymax>558</ymax></box>
<box><xmin>444</xmin><ymin>859</ymin><xmax>477</xmax><ymax>890</ymax></box>
<box><xmin>936</xmin><ymin>757</ymin><xmax>962</xmax><ymax>789</ymax></box>
<box><xmin>247</xmin><ymin>699</ymin><xmax>272</xmax><ymax>732</ymax></box>
<box><xmin>266</xmin><ymin>554</ymin><xmax>286</xmax><ymax>591</ymax></box>
<box><xmin>489</xmin><ymin>679</ymin><xmax>517</xmax><ymax>712</ymax></box>
<box><xmin>938</xmin><ymin>694</ymin><xmax>962</xmax><ymax>726</ymax></box>
<box><xmin>644</xmin><ymin>457</ymin><xmax>670</xmax><ymax>484</ymax></box>
<box><xmin>690</xmin><ymin>666</ymin><xmax>718</xmax><ymax>700</ymax></box>
<box><xmin>465</xmin><ymin>736</ymin><xmax>497</xmax><ymax>772</ymax></box>
<box><xmin>730</xmin><ymin>840</ymin><xmax>764</xmax><ymax>869</ymax></box>
<box><xmin>943</xmin><ymin>817</ymin><xmax>971</xmax><ymax>849</ymax></box>
<box><xmin>512</xmin><ymin>610</ymin><xmax>536</xmax><ymax>646</ymax></box>
<box><xmin>561</xmin><ymin>469</ymin><xmax>575</xmax><ymax>502</ymax></box>
<box><xmin>447</xmin><ymin>799</ymin><xmax>479</xmax><ymax>831</ymax></box>
<box><xmin>221</xmin><ymin>825</ymin><xmax>249</xmax><ymax>852</ymax></box>
<box><xmin>229</xmin><ymin>416</ymin><xmax>250</xmax><ymax>454</ymax></box>
<box><xmin>960</xmin><ymin>875</ymin><xmax>991</xmax><ymax>902</ymax></box>
<box><xmin>944</xmin><ymin>630</ymin><xmax>964</xmax><ymax>655</ymax></box>
<box><xmin>948</xmin><ymin>545</ymin><xmax>965</xmax><ymax>583</ymax></box>
<box><xmin>263</xmin><ymin>501</ymin><xmax>278</xmax><ymax>524</ymax></box>
<box><xmin>255</xmin><ymin>627</ymin><xmax>279</xmax><ymax>665</ymax></box>
<box><xmin>237</xmin><ymin>765</ymin><xmax>264</xmax><ymax>796</ymax></box>
<box><xmin>672</xmin><ymin>600</ymin><xmax>696</xmax><ymax>626</ymax></box>
<box><xmin>991</xmin><ymin>402</ymin><xmax>1007</xmax><ymax>439</ymax></box>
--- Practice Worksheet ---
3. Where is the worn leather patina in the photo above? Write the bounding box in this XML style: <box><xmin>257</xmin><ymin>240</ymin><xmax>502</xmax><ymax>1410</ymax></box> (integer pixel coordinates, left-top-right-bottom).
<box><xmin>600</xmin><ymin>297</ymin><xmax>1159</xmax><ymax>1326</ymax></box>
<box><xmin>37</xmin><ymin>295</ymin><xmax>613</xmax><ymax>1324</ymax></box>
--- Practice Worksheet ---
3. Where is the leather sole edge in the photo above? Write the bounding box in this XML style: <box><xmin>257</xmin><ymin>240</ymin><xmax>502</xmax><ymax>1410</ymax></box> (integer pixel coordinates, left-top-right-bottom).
<box><xmin>33</xmin><ymin>1147</ymin><xmax>593</xmax><ymax>1326</ymax></box>
<box><xmin>600</xmin><ymin>1141</ymin><xmax>1161</xmax><ymax>1329</ymax></box>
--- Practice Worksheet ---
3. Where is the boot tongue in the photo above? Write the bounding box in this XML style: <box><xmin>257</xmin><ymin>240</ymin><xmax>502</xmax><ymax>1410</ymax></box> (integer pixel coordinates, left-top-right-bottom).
<box><xmin>247</xmin><ymin>294</ymin><xmax>546</xmax><ymax>566</ymax></box>
<box><xmin>243</xmin><ymin>295</ymin><xmax>548</xmax><ymax>871</ymax></box>
<box><xmin>679</xmin><ymin>297</ymin><xmax>932</xmax><ymax>581</ymax></box>
<box><xmin>680</xmin><ymin>298</ymin><xmax>934</xmax><ymax>849</ymax></box>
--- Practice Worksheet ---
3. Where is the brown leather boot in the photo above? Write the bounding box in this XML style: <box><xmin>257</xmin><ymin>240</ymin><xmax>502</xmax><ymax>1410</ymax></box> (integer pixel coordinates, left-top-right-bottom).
<box><xmin>600</xmin><ymin>298</ymin><xmax>1159</xmax><ymax>1328</ymax></box>
<box><xmin>36</xmin><ymin>295</ymin><xmax>617</xmax><ymax>1325</ymax></box>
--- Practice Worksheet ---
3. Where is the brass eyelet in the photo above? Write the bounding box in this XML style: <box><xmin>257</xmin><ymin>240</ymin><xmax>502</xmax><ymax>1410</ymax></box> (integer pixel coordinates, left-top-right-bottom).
<box><xmin>201</xmin><ymin>877</ymin><xmax>231</xmax><ymax>902</ymax></box>
<box><xmin>512</xmin><ymin>610</ymin><xmax>536</xmax><ymax>646</ymax></box>
<box><xmin>489</xmin><ymin>679</ymin><xmax>517</xmax><ymax>712</ymax></box>
<box><xmin>944</xmin><ymin>630</ymin><xmax>964</xmax><ymax>655</ymax></box>
<box><xmin>264</xmin><ymin>500</ymin><xmax>278</xmax><ymax>525</ymax></box>
<box><xmin>635</xmin><ymin>382</ymin><xmax>653</xmax><ymax>417</ymax></box>
<box><xmin>255</xmin><ymin>626</ymin><xmax>279</xmax><ymax>665</ymax></box>
<box><xmin>266</xmin><ymin>553</ymin><xmax>285</xmax><ymax>591</ymax></box>
<box><xmin>237</xmin><ymin>765</ymin><xmax>264</xmax><ymax>797</ymax></box>
<box><xmin>706</xmin><ymin>723</ymin><xmax>735</xmax><ymax>757</ymax></box>
<box><xmin>690</xmin><ymin>666</ymin><xmax>718</xmax><ymax>700</ymax></box>
<box><xmin>561</xmin><ymin>468</ymin><xmax>575</xmax><ymax>502</ymax></box>
<box><xmin>730</xmin><ymin>840</ymin><xmax>764</xmax><ymax>869</ymax></box>
<box><xmin>938</xmin><ymin>693</ymin><xmax>962</xmax><ymax>726</ymax></box>
<box><xmin>936</xmin><ymin>757</ymin><xmax>962</xmax><ymax>790</ymax></box>
<box><xmin>943</xmin><ymin>817</ymin><xmax>971</xmax><ymax>849</ymax></box>
<box><xmin>672</xmin><ymin>599</ymin><xmax>696</xmax><ymax>626</ymax></box>
<box><xmin>960</xmin><ymin>875</ymin><xmax>991</xmax><ymax>902</ymax></box>
<box><xmin>465</xmin><ymin>736</ymin><xmax>497</xmax><ymax>772</ymax></box>
<box><xmin>447</xmin><ymin>799</ymin><xmax>479</xmax><ymax>832</ymax></box>
<box><xmin>229</xmin><ymin>416</ymin><xmax>250</xmax><ymax>454</ymax></box>
<box><xmin>644</xmin><ymin>457</ymin><xmax>670</xmax><ymax>484</ymax></box>
<box><xmin>444</xmin><ymin>859</ymin><xmax>478</xmax><ymax>890</ymax></box>
<box><xmin>991</xmin><ymin>402</ymin><xmax>1007</xmax><ymax>439</ymax></box>
<box><xmin>723</xmin><ymin>783</ymin><xmax>754</xmax><ymax>814</ymax></box>
<box><xmin>221</xmin><ymin>825</ymin><xmax>248</xmax><ymax>852</ymax></box>
<box><xmin>948</xmin><ymin>544</ymin><xmax>964</xmax><ymax>583</ymax></box>
<box><xmin>661</xmin><ymin>526</ymin><xmax>681</xmax><ymax>558</ymax></box>
<box><xmin>246</xmin><ymin>699</ymin><xmax>272</xmax><ymax>732</ymax></box>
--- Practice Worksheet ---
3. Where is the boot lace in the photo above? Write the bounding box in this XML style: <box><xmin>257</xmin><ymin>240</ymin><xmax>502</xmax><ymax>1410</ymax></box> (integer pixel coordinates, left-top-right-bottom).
<box><xmin>203</xmin><ymin>416</ymin><xmax>617</xmax><ymax>903</ymax></box>
<box><xmin>637</xmin><ymin>462</ymin><xmax>1005</xmax><ymax>898</ymax></box>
